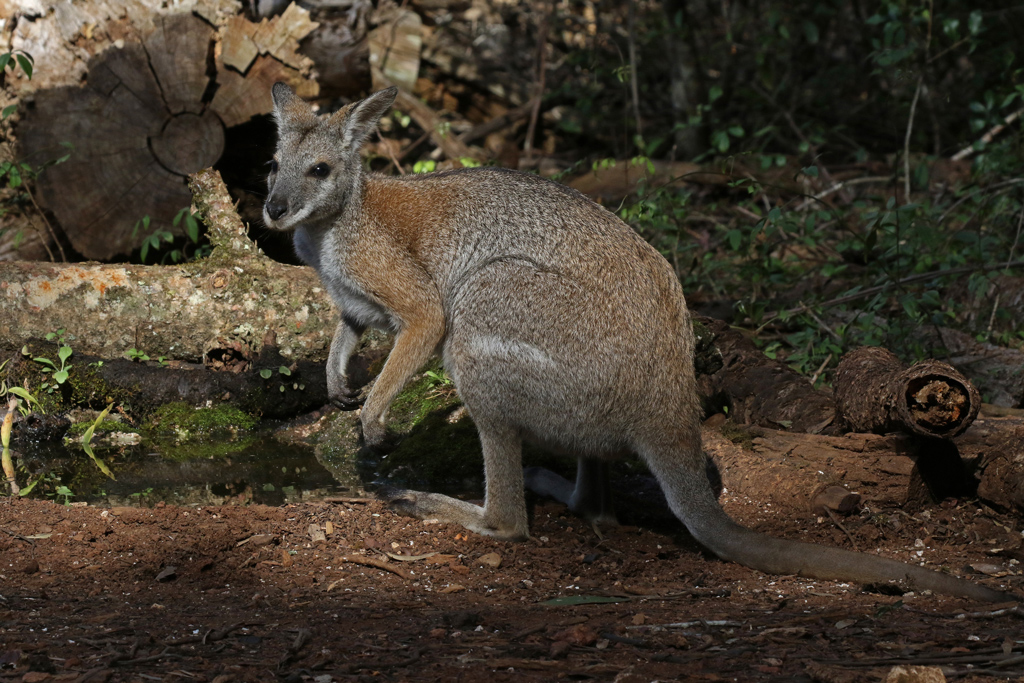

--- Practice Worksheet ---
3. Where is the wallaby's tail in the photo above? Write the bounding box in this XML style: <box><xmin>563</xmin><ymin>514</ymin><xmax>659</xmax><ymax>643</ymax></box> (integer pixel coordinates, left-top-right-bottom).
<box><xmin>667</xmin><ymin>471</ymin><xmax>1015</xmax><ymax>603</ymax></box>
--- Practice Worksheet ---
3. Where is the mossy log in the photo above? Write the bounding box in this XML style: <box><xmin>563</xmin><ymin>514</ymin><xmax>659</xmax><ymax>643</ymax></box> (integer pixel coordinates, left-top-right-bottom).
<box><xmin>834</xmin><ymin>346</ymin><xmax>981</xmax><ymax>439</ymax></box>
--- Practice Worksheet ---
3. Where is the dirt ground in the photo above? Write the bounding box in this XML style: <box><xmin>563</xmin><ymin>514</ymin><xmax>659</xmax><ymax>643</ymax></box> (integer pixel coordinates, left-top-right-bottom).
<box><xmin>2</xmin><ymin>489</ymin><xmax>1023</xmax><ymax>683</ymax></box>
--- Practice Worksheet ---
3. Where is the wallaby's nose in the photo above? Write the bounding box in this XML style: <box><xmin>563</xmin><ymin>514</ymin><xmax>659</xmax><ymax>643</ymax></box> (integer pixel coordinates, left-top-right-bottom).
<box><xmin>265</xmin><ymin>201</ymin><xmax>288</xmax><ymax>221</ymax></box>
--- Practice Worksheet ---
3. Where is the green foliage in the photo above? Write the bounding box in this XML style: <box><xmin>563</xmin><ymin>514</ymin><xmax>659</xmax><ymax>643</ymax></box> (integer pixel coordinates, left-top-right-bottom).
<box><xmin>132</xmin><ymin>208</ymin><xmax>210</xmax><ymax>264</ymax></box>
<box><xmin>124</xmin><ymin>348</ymin><xmax>150</xmax><ymax>362</ymax></box>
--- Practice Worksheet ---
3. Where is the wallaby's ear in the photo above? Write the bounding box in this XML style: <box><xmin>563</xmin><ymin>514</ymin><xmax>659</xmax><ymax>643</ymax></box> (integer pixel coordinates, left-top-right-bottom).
<box><xmin>271</xmin><ymin>82</ymin><xmax>316</xmax><ymax>131</ymax></box>
<box><xmin>332</xmin><ymin>86</ymin><xmax>399</xmax><ymax>150</ymax></box>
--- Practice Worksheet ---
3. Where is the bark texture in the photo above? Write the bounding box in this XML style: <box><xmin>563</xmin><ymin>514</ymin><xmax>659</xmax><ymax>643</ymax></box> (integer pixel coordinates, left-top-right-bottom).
<box><xmin>834</xmin><ymin>346</ymin><xmax>981</xmax><ymax>439</ymax></box>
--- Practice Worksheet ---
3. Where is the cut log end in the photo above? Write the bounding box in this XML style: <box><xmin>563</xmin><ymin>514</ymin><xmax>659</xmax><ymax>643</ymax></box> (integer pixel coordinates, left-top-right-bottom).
<box><xmin>835</xmin><ymin>347</ymin><xmax>981</xmax><ymax>440</ymax></box>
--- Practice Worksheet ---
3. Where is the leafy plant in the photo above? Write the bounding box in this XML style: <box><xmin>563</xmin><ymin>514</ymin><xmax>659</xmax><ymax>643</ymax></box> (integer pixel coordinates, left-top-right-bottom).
<box><xmin>22</xmin><ymin>330</ymin><xmax>74</xmax><ymax>393</ymax></box>
<box><xmin>132</xmin><ymin>208</ymin><xmax>209</xmax><ymax>264</ymax></box>
<box><xmin>125</xmin><ymin>348</ymin><xmax>150</xmax><ymax>362</ymax></box>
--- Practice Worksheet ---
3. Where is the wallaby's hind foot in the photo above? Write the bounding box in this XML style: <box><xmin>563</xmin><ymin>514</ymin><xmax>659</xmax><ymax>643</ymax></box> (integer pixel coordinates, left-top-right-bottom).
<box><xmin>524</xmin><ymin>458</ymin><xmax>618</xmax><ymax>526</ymax></box>
<box><xmin>384</xmin><ymin>489</ymin><xmax>529</xmax><ymax>541</ymax></box>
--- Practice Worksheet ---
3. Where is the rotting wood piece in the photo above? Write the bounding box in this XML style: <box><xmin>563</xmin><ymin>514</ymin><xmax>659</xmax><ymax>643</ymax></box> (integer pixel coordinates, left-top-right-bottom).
<box><xmin>834</xmin><ymin>347</ymin><xmax>980</xmax><ymax>439</ymax></box>
<box><xmin>976</xmin><ymin>425</ymin><xmax>1024</xmax><ymax>513</ymax></box>
<box><xmin>694</xmin><ymin>316</ymin><xmax>836</xmax><ymax>434</ymax></box>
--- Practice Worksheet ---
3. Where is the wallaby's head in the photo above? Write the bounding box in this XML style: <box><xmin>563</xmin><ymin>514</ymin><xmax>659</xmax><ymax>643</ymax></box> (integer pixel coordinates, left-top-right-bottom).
<box><xmin>263</xmin><ymin>83</ymin><xmax>398</xmax><ymax>231</ymax></box>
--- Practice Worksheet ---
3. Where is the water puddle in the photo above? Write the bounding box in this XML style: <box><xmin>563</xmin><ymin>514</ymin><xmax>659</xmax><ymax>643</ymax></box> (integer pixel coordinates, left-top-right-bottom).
<box><xmin>15</xmin><ymin>434</ymin><xmax>369</xmax><ymax>508</ymax></box>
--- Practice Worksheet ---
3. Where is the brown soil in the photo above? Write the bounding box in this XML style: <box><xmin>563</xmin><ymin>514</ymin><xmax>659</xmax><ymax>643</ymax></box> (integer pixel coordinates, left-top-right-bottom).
<box><xmin>1</xmin><ymin>492</ymin><xmax>1022</xmax><ymax>683</ymax></box>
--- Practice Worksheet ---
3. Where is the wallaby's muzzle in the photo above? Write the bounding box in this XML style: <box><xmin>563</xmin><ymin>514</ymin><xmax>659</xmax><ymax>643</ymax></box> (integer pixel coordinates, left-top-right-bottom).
<box><xmin>265</xmin><ymin>200</ymin><xmax>287</xmax><ymax>222</ymax></box>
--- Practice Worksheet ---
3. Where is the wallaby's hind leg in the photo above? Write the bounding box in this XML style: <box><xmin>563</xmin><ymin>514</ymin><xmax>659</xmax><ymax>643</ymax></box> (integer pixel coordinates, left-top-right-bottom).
<box><xmin>524</xmin><ymin>458</ymin><xmax>617</xmax><ymax>525</ymax></box>
<box><xmin>388</xmin><ymin>420</ymin><xmax>530</xmax><ymax>541</ymax></box>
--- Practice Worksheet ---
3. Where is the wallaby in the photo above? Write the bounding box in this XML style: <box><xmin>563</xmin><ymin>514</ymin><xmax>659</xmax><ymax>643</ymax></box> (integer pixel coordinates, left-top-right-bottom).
<box><xmin>264</xmin><ymin>83</ymin><xmax>1014</xmax><ymax>603</ymax></box>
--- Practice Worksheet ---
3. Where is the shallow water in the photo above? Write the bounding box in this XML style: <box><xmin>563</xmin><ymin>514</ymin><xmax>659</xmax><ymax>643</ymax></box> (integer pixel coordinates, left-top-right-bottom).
<box><xmin>16</xmin><ymin>436</ymin><xmax>368</xmax><ymax>508</ymax></box>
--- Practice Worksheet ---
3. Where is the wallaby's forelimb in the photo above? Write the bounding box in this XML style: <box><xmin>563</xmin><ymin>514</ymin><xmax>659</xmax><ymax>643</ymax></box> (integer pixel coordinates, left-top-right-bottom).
<box><xmin>361</xmin><ymin>316</ymin><xmax>444</xmax><ymax>448</ymax></box>
<box><xmin>327</xmin><ymin>315</ymin><xmax>366</xmax><ymax>408</ymax></box>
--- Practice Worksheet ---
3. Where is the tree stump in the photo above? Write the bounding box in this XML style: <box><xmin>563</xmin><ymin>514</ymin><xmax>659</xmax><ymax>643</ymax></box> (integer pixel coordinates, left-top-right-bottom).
<box><xmin>17</xmin><ymin>7</ymin><xmax>318</xmax><ymax>261</ymax></box>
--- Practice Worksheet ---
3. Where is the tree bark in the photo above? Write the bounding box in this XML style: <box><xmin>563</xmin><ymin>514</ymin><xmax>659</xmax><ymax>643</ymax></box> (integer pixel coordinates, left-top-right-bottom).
<box><xmin>834</xmin><ymin>346</ymin><xmax>981</xmax><ymax>439</ymax></box>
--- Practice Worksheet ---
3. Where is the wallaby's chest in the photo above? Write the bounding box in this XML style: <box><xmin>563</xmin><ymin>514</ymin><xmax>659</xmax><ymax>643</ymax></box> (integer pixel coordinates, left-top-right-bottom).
<box><xmin>294</xmin><ymin>226</ymin><xmax>394</xmax><ymax>331</ymax></box>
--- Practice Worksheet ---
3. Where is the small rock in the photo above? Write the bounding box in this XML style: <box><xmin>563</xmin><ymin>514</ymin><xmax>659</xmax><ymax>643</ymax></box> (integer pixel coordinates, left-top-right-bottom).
<box><xmin>548</xmin><ymin>640</ymin><xmax>572</xmax><ymax>659</ymax></box>
<box><xmin>477</xmin><ymin>552</ymin><xmax>501</xmax><ymax>568</ymax></box>
<box><xmin>155</xmin><ymin>566</ymin><xmax>177</xmax><ymax>582</ymax></box>
<box><xmin>631</xmin><ymin>613</ymin><xmax>646</xmax><ymax>626</ymax></box>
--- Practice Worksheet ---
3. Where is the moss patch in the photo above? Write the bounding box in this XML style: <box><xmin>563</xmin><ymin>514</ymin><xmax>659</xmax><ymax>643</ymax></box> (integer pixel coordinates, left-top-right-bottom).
<box><xmin>148</xmin><ymin>402</ymin><xmax>258</xmax><ymax>441</ymax></box>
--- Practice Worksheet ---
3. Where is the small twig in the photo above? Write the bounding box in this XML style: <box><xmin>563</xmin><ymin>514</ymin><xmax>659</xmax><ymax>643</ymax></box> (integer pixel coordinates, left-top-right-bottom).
<box><xmin>24</xmin><ymin>183</ymin><xmax>66</xmax><ymax>262</ymax></box>
<box><xmin>378</xmin><ymin>130</ymin><xmax>405</xmax><ymax>176</ymax></box>
<box><xmin>903</xmin><ymin>75</ymin><xmax>924</xmax><ymax>201</ymax></box>
<box><xmin>797</xmin><ymin>301</ymin><xmax>842</xmax><ymax>344</ymax></box>
<box><xmin>524</xmin><ymin>0</ymin><xmax>551</xmax><ymax>157</ymax></box>
<box><xmin>627</xmin><ymin>0</ymin><xmax>642</xmax><ymax>146</ymax></box>
<box><xmin>323</xmin><ymin>496</ymin><xmax>374</xmax><ymax>504</ymax></box>
<box><xmin>339</xmin><ymin>554</ymin><xmax>413</xmax><ymax>580</ymax></box>
<box><xmin>825</xmin><ymin>508</ymin><xmax>859</xmax><ymax>552</ymax></box>
<box><xmin>809</xmin><ymin>353</ymin><xmax>832</xmax><ymax>386</ymax></box>
<box><xmin>794</xmin><ymin>176</ymin><xmax>895</xmax><ymax>211</ymax></box>
<box><xmin>952</xmin><ymin>107</ymin><xmax>1024</xmax><ymax>161</ymax></box>
<box><xmin>760</xmin><ymin>259</ymin><xmax>1024</xmax><ymax>320</ymax></box>
<box><xmin>457</xmin><ymin>98</ymin><xmax>538</xmax><ymax>146</ymax></box>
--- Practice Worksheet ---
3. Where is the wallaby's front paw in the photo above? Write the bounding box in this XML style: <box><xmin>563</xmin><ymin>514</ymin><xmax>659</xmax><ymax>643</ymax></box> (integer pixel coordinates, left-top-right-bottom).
<box><xmin>329</xmin><ymin>387</ymin><xmax>364</xmax><ymax>410</ymax></box>
<box><xmin>360</xmin><ymin>419</ymin><xmax>399</xmax><ymax>453</ymax></box>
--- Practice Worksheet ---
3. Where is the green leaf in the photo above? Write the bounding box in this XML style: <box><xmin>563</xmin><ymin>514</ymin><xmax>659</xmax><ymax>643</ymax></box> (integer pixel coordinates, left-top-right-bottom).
<box><xmin>803</xmin><ymin>20</ymin><xmax>820</xmax><ymax>45</ymax></box>
<box><xmin>0</xmin><ymin>53</ymin><xmax>11</xmax><ymax>71</ymax></box>
<box><xmin>540</xmin><ymin>595</ymin><xmax>628</xmax><ymax>606</ymax></box>
<box><xmin>15</xmin><ymin>53</ymin><xmax>33</xmax><ymax>79</ymax></box>
<box><xmin>7</xmin><ymin>387</ymin><xmax>38</xmax><ymax>407</ymax></box>
<box><xmin>278</xmin><ymin>365</ymin><xmax>292</xmax><ymax>376</ymax></box>
<box><xmin>1</xmin><ymin>104</ymin><xmax>16</xmax><ymax>120</ymax></box>
<box><xmin>186</xmin><ymin>215</ymin><xmax>199</xmax><ymax>243</ymax></box>
<box><xmin>33</xmin><ymin>357</ymin><xmax>56</xmax><ymax>369</ymax></box>
<box><xmin>260</xmin><ymin>368</ymin><xmax>272</xmax><ymax>379</ymax></box>
<box><xmin>58</xmin><ymin>345</ymin><xmax>73</xmax><ymax>363</ymax></box>
<box><xmin>53</xmin><ymin>369</ymin><xmax>68</xmax><ymax>384</ymax></box>
<box><xmin>802</xmin><ymin>165</ymin><xmax>819</xmax><ymax>178</ymax></box>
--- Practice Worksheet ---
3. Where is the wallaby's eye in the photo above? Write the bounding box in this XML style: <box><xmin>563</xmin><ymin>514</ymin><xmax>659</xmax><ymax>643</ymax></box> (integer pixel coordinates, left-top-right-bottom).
<box><xmin>268</xmin><ymin>159</ymin><xmax>279</xmax><ymax>174</ymax></box>
<box><xmin>310</xmin><ymin>162</ymin><xmax>331</xmax><ymax>178</ymax></box>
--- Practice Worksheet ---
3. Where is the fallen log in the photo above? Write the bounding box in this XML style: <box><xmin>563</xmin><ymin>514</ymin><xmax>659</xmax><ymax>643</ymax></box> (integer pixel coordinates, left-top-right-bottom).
<box><xmin>694</xmin><ymin>316</ymin><xmax>836</xmax><ymax>434</ymax></box>
<box><xmin>834</xmin><ymin>347</ymin><xmax>981</xmax><ymax>439</ymax></box>
<box><xmin>0</xmin><ymin>169</ymin><xmax>336</xmax><ymax>364</ymax></box>
<box><xmin>706</xmin><ymin>423</ymin><xmax>976</xmax><ymax>513</ymax></box>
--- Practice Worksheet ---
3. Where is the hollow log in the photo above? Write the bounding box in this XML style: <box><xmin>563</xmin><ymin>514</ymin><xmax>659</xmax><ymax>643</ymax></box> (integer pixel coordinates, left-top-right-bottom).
<box><xmin>694</xmin><ymin>316</ymin><xmax>836</xmax><ymax>434</ymax></box>
<box><xmin>834</xmin><ymin>347</ymin><xmax>981</xmax><ymax>439</ymax></box>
